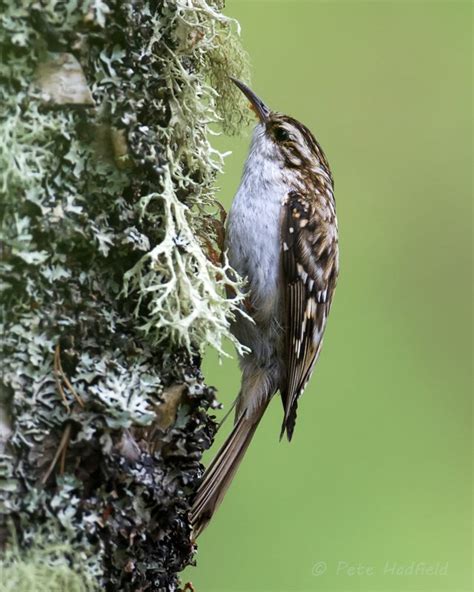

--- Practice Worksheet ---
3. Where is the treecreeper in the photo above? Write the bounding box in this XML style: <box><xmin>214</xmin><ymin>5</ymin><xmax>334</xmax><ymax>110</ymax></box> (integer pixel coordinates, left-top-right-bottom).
<box><xmin>191</xmin><ymin>78</ymin><xmax>339</xmax><ymax>536</ymax></box>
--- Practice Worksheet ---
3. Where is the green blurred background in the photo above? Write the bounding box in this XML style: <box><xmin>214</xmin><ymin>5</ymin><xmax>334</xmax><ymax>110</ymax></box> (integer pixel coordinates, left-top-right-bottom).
<box><xmin>185</xmin><ymin>1</ymin><xmax>472</xmax><ymax>590</ymax></box>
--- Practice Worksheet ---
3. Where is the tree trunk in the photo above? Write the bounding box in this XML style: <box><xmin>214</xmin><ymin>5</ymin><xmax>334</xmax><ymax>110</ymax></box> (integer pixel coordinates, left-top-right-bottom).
<box><xmin>0</xmin><ymin>1</ymin><xmax>248</xmax><ymax>590</ymax></box>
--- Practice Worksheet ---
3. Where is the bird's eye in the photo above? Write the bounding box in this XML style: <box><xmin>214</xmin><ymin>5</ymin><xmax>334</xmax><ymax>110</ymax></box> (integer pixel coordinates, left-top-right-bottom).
<box><xmin>274</xmin><ymin>127</ymin><xmax>290</xmax><ymax>142</ymax></box>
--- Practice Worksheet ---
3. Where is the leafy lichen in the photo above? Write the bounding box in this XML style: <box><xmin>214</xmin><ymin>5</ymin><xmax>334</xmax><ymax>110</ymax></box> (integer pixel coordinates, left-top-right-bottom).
<box><xmin>0</xmin><ymin>0</ymin><xmax>250</xmax><ymax>589</ymax></box>
<box><xmin>0</xmin><ymin>523</ymin><xmax>97</xmax><ymax>592</ymax></box>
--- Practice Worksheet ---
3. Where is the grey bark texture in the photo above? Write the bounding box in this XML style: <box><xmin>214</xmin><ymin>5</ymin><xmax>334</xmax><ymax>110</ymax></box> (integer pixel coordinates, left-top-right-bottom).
<box><xmin>0</xmin><ymin>1</ymin><xmax>249</xmax><ymax>590</ymax></box>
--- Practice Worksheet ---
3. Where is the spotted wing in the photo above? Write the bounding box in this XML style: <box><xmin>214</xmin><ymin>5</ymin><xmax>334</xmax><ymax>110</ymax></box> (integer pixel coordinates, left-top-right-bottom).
<box><xmin>280</xmin><ymin>190</ymin><xmax>338</xmax><ymax>440</ymax></box>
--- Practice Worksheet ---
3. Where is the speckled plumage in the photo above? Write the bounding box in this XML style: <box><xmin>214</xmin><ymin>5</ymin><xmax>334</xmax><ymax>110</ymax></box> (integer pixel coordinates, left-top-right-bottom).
<box><xmin>191</xmin><ymin>80</ymin><xmax>339</xmax><ymax>536</ymax></box>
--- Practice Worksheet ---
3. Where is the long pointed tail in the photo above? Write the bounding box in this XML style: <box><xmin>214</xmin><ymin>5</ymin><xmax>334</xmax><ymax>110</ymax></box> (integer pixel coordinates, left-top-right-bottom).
<box><xmin>189</xmin><ymin>409</ymin><xmax>264</xmax><ymax>537</ymax></box>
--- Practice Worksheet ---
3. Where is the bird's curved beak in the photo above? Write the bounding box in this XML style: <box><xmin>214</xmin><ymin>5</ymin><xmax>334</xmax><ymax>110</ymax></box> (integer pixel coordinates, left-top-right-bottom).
<box><xmin>230</xmin><ymin>77</ymin><xmax>270</xmax><ymax>123</ymax></box>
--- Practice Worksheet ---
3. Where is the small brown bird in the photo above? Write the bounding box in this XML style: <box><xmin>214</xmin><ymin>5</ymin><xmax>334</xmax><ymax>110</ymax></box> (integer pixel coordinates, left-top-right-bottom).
<box><xmin>190</xmin><ymin>78</ymin><xmax>339</xmax><ymax>536</ymax></box>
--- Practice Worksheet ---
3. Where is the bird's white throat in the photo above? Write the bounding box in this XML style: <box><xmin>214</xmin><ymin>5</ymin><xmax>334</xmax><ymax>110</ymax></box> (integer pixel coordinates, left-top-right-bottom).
<box><xmin>226</xmin><ymin>124</ymin><xmax>287</xmax><ymax>325</ymax></box>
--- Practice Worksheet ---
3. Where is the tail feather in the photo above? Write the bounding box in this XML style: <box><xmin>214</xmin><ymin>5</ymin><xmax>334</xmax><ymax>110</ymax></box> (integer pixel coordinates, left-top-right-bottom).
<box><xmin>190</xmin><ymin>411</ymin><xmax>263</xmax><ymax>537</ymax></box>
<box><xmin>279</xmin><ymin>397</ymin><xmax>298</xmax><ymax>442</ymax></box>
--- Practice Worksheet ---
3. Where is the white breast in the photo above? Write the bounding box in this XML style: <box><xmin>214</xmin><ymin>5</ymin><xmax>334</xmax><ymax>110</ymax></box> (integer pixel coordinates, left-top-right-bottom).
<box><xmin>226</xmin><ymin>125</ymin><xmax>286</xmax><ymax>327</ymax></box>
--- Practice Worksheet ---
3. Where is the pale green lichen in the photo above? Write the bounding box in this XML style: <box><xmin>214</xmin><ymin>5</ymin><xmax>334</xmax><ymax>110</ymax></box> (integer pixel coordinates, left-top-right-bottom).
<box><xmin>120</xmin><ymin>0</ymin><xmax>251</xmax><ymax>356</ymax></box>
<box><xmin>1</xmin><ymin>0</ymin><xmax>250</xmax><ymax>589</ymax></box>
<box><xmin>122</xmin><ymin>169</ymin><xmax>247</xmax><ymax>355</ymax></box>
<box><xmin>0</xmin><ymin>525</ymin><xmax>95</xmax><ymax>592</ymax></box>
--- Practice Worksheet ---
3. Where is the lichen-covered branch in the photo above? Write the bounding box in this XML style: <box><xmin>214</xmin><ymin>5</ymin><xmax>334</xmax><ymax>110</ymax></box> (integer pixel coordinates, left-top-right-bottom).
<box><xmin>0</xmin><ymin>1</ymin><xmax>249</xmax><ymax>590</ymax></box>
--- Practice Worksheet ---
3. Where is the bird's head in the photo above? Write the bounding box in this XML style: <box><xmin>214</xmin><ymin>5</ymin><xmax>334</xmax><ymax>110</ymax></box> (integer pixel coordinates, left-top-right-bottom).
<box><xmin>230</xmin><ymin>77</ymin><xmax>325</xmax><ymax>170</ymax></box>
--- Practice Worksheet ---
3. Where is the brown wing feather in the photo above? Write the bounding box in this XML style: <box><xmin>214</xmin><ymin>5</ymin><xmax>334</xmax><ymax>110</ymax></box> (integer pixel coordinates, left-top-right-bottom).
<box><xmin>280</xmin><ymin>189</ymin><xmax>338</xmax><ymax>440</ymax></box>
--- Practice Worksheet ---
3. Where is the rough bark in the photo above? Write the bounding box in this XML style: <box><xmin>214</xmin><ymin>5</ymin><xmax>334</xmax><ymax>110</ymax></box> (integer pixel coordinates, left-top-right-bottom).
<box><xmin>0</xmin><ymin>1</ymin><xmax>249</xmax><ymax>590</ymax></box>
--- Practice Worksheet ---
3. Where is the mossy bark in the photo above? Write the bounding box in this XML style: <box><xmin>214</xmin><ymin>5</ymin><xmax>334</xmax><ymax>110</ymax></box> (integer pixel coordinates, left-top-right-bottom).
<box><xmin>0</xmin><ymin>1</ymin><xmax>249</xmax><ymax>590</ymax></box>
